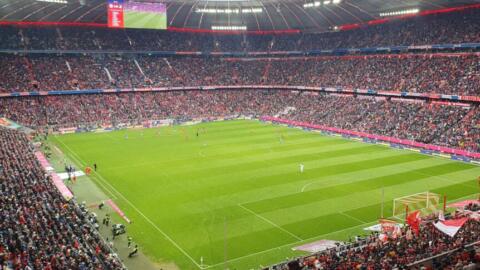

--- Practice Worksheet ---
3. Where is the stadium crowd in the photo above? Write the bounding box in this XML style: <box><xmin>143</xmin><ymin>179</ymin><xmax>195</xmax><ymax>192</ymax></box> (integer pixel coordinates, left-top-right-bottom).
<box><xmin>0</xmin><ymin>8</ymin><xmax>479</xmax><ymax>51</ymax></box>
<box><xmin>1</xmin><ymin>5</ymin><xmax>479</xmax><ymax>270</ymax></box>
<box><xmin>0</xmin><ymin>120</ymin><xmax>478</xmax><ymax>270</ymax></box>
<box><xmin>0</xmin><ymin>127</ymin><xmax>124</xmax><ymax>269</ymax></box>
<box><xmin>271</xmin><ymin>217</ymin><xmax>480</xmax><ymax>270</ymax></box>
<box><xmin>0</xmin><ymin>54</ymin><xmax>479</xmax><ymax>96</ymax></box>
<box><xmin>1</xmin><ymin>90</ymin><xmax>479</xmax><ymax>153</ymax></box>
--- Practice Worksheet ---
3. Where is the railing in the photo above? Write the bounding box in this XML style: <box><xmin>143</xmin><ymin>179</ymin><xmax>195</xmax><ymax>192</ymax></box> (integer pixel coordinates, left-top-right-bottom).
<box><xmin>1</xmin><ymin>85</ymin><xmax>479</xmax><ymax>103</ymax></box>
<box><xmin>0</xmin><ymin>42</ymin><xmax>479</xmax><ymax>56</ymax></box>
<box><xmin>408</xmin><ymin>240</ymin><xmax>480</xmax><ymax>268</ymax></box>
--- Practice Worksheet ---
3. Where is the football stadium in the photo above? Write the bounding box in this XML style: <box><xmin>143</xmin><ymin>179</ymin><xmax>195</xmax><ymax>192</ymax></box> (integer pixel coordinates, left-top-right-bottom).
<box><xmin>0</xmin><ymin>0</ymin><xmax>479</xmax><ymax>270</ymax></box>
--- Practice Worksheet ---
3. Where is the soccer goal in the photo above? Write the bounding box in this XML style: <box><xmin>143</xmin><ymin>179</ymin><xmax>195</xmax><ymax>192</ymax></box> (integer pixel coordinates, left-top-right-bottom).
<box><xmin>393</xmin><ymin>191</ymin><xmax>441</xmax><ymax>217</ymax></box>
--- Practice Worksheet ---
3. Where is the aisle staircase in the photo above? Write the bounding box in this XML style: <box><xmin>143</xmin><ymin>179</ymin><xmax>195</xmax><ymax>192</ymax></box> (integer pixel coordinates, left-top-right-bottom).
<box><xmin>275</xmin><ymin>106</ymin><xmax>296</xmax><ymax>118</ymax></box>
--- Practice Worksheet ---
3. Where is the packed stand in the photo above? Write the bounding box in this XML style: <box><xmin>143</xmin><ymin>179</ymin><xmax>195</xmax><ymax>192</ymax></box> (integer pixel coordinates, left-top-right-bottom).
<box><xmin>428</xmin><ymin>243</ymin><xmax>479</xmax><ymax>270</ymax></box>
<box><xmin>0</xmin><ymin>90</ymin><xmax>290</xmax><ymax>128</ymax></box>
<box><xmin>0</xmin><ymin>8</ymin><xmax>480</xmax><ymax>52</ymax></box>
<box><xmin>1</xmin><ymin>90</ymin><xmax>479</xmax><ymax>153</ymax></box>
<box><xmin>0</xmin><ymin>54</ymin><xmax>479</xmax><ymax>96</ymax></box>
<box><xmin>269</xmin><ymin>216</ymin><xmax>479</xmax><ymax>270</ymax></box>
<box><xmin>0</xmin><ymin>127</ymin><xmax>124</xmax><ymax>269</ymax></box>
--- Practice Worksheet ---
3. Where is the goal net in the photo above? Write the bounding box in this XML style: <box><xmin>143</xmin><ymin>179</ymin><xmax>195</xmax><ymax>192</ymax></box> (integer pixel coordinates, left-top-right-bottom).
<box><xmin>393</xmin><ymin>192</ymin><xmax>441</xmax><ymax>217</ymax></box>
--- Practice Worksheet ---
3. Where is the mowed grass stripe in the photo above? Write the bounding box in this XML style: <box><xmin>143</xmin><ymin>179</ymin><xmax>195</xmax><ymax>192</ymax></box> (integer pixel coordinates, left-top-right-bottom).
<box><xmin>162</xmin><ymin>145</ymin><xmax>393</xmax><ymax>196</ymax></box>
<box><xmin>184</xmin><ymin>179</ymin><xmax>479</xmax><ymax>255</ymax></box>
<box><xmin>157</xmin><ymin>151</ymin><xmax>404</xmax><ymax>211</ymax></box>
<box><xmin>205</xmin><ymin>132</ymin><xmax>319</xmax><ymax>149</ymax></box>
<box><xmin>51</xmin><ymin>120</ymin><xmax>480</xmax><ymax>270</ymax></box>
<box><xmin>104</xmin><ymin>135</ymin><xmax>357</xmax><ymax>173</ymax></box>
<box><xmin>342</xmin><ymin>179</ymin><xmax>480</xmax><ymax>222</ymax></box>
<box><xmin>74</xmin><ymin>122</ymin><xmax>307</xmax><ymax>152</ymax></box>
<box><xmin>174</xmin><ymin>157</ymin><xmax>457</xmax><ymax>223</ymax></box>
<box><xmin>281</xmin><ymin>183</ymin><xmax>475</xmax><ymax>242</ymax></box>
<box><xmin>101</xmin><ymin>137</ymin><xmax>332</xmax><ymax>171</ymax></box>
<box><xmin>183</xmin><ymin>120</ymin><xmax>277</xmax><ymax>134</ymax></box>
<box><xmin>192</xmin><ymin>123</ymin><xmax>287</xmax><ymax>139</ymax></box>
<box><xmin>169</xmin><ymin>166</ymin><xmax>477</xmax><ymax>245</ymax></box>
<box><xmin>163</xmin><ymin>158</ymin><xmax>454</xmax><ymax>226</ymax></box>
<box><xmin>174</xmin><ymin>180</ymin><xmax>475</xmax><ymax>252</ymax></box>
<box><xmin>185</xmin><ymin>213</ymin><xmax>361</xmax><ymax>263</ymax></box>
<box><xmin>186</xmin><ymin>224</ymin><xmax>297</xmax><ymax>265</ymax></box>
<box><xmin>122</xmin><ymin>121</ymin><xmax>271</xmax><ymax>138</ymax></box>
<box><xmin>163</xmin><ymin>155</ymin><xmax>435</xmax><ymax>240</ymax></box>
<box><xmin>164</xmin><ymin>143</ymin><xmax>389</xmax><ymax>182</ymax></box>
<box><xmin>244</xmin><ymin>162</ymin><xmax>475</xmax><ymax>213</ymax></box>
<box><xmin>69</xmin><ymin>128</ymin><xmax>325</xmax><ymax>170</ymax></box>
<box><xmin>262</xmin><ymin>170</ymin><xmax>477</xmax><ymax>229</ymax></box>
<box><xmin>178</xmin><ymin>152</ymin><xmax>430</xmax><ymax>205</ymax></box>
<box><xmin>165</xmin><ymin>163</ymin><xmax>476</xmax><ymax>252</ymax></box>
<box><xmin>165</xmin><ymin>150</ymin><xmax>414</xmax><ymax>208</ymax></box>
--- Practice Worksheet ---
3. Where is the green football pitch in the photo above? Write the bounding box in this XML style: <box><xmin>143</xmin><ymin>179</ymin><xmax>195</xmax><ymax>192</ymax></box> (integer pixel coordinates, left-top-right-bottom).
<box><xmin>124</xmin><ymin>11</ymin><xmax>167</xmax><ymax>29</ymax></box>
<box><xmin>50</xmin><ymin>119</ymin><xmax>480</xmax><ymax>270</ymax></box>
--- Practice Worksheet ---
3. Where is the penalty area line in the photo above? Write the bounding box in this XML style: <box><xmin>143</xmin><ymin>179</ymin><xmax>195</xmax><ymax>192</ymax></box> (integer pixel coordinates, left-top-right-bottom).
<box><xmin>237</xmin><ymin>204</ymin><xmax>302</xmax><ymax>241</ymax></box>
<box><xmin>203</xmin><ymin>218</ymin><xmax>379</xmax><ymax>269</ymax></box>
<box><xmin>206</xmin><ymin>192</ymin><xmax>480</xmax><ymax>269</ymax></box>
<box><xmin>339</xmin><ymin>212</ymin><xmax>368</xmax><ymax>224</ymax></box>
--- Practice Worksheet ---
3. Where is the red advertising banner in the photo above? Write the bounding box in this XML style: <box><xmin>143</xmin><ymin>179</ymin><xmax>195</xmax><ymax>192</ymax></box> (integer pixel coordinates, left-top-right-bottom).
<box><xmin>35</xmin><ymin>152</ymin><xmax>74</xmax><ymax>200</ymax></box>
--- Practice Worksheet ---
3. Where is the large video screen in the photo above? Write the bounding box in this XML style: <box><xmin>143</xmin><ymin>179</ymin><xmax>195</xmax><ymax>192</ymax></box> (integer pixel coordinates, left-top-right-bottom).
<box><xmin>108</xmin><ymin>0</ymin><xmax>167</xmax><ymax>30</ymax></box>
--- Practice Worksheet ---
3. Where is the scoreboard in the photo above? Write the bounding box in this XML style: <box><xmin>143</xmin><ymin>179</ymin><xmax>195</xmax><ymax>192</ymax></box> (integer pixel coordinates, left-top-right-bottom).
<box><xmin>108</xmin><ymin>0</ymin><xmax>124</xmax><ymax>28</ymax></box>
<box><xmin>108</xmin><ymin>0</ymin><xmax>167</xmax><ymax>30</ymax></box>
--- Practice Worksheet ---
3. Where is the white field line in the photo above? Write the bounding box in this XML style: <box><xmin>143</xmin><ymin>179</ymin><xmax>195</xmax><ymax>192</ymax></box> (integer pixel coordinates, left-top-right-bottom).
<box><xmin>391</xmin><ymin>216</ymin><xmax>405</xmax><ymax>222</ymax></box>
<box><xmin>54</xmin><ymin>137</ymin><xmax>204</xmax><ymax>269</ymax></box>
<box><xmin>205</xmin><ymin>192</ymin><xmax>480</xmax><ymax>269</ymax></box>
<box><xmin>298</xmin><ymin>153</ymin><xmax>469</xmax><ymax>194</ymax></box>
<box><xmin>203</xmin><ymin>219</ymin><xmax>376</xmax><ymax>269</ymax></box>
<box><xmin>94</xmin><ymin>136</ymin><xmax>227</xmax><ymax>171</ymax></box>
<box><xmin>301</xmin><ymin>158</ymin><xmax>476</xmax><ymax>204</ymax></box>
<box><xmin>55</xmin><ymin>137</ymin><xmax>118</xmax><ymax>200</ymax></box>
<box><xmin>298</xmin><ymin>147</ymin><xmax>401</xmax><ymax>193</ymax></box>
<box><xmin>392</xmin><ymin>192</ymin><xmax>480</xmax><ymax>221</ymax></box>
<box><xmin>236</xmin><ymin>143</ymin><xmax>366</xmax><ymax>205</ymax></box>
<box><xmin>213</xmin><ymin>162</ymin><xmax>479</xmax><ymax>268</ymax></box>
<box><xmin>237</xmin><ymin>204</ymin><xmax>302</xmax><ymax>241</ymax></box>
<box><xmin>100</xmin><ymin>135</ymin><xmax>314</xmax><ymax>172</ymax></box>
<box><xmin>54</xmin><ymin>129</ymin><xmax>480</xmax><ymax>270</ymax></box>
<box><xmin>301</xmin><ymin>182</ymin><xmax>314</xmax><ymax>192</ymax></box>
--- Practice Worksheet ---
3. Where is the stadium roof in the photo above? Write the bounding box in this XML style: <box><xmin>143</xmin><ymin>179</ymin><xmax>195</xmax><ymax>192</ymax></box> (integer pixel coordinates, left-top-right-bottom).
<box><xmin>0</xmin><ymin>0</ymin><xmax>479</xmax><ymax>32</ymax></box>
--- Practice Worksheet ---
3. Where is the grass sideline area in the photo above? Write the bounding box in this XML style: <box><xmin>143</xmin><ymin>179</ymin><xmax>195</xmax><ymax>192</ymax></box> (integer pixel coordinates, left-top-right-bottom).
<box><xmin>49</xmin><ymin>119</ymin><xmax>480</xmax><ymax>270</ymax></box>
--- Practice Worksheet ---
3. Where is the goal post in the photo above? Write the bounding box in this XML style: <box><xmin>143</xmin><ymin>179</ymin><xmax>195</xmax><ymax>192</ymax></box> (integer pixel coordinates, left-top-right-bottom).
<box><xmin>393</xmin><ymin>191</ymin><xmax>441</xmax><ymax>217</ymax></box>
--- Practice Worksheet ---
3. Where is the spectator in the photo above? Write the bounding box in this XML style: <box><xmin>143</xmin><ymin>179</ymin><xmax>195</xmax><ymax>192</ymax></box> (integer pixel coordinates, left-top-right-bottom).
<box><xmin>0</xmin><ymin>127</ymin><xmax>124</xmax><ymax>269</ymax></box>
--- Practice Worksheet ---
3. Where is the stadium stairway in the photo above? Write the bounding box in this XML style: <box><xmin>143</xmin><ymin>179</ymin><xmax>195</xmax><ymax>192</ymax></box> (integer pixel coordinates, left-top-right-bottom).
<box><xmin>275</xmin><ymin>106</ymin><xmax>296</xmax><ymax>118</ymax></box>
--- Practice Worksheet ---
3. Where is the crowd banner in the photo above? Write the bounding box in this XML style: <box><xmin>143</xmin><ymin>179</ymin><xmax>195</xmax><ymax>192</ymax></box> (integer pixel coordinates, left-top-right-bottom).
<box><xmin>261</xmin><ymin>116</ymin><xmax>480</xmax><ymax>160</ymax></box>
<box><xmin>35</xmin><ymin>152</ymin><xmax>74</xmax><ymax>200</ymax></box>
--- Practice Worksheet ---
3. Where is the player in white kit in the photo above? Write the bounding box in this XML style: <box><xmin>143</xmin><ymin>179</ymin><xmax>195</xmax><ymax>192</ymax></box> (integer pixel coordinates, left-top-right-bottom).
<box><xmin>300</xmin><ymin>163</ymin><xmax>304</xmax><ymax>173</ymax></box>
